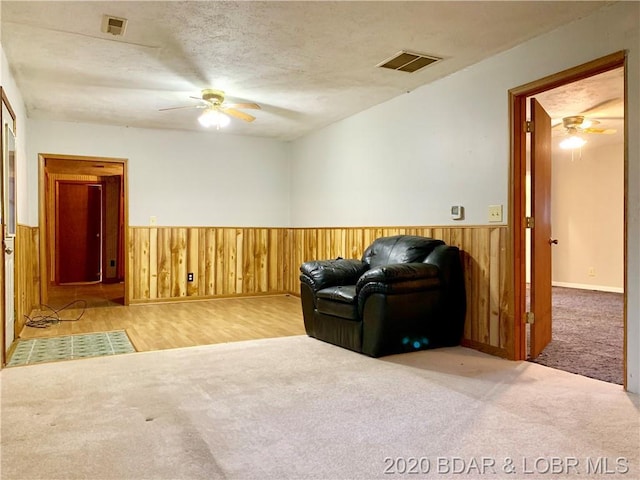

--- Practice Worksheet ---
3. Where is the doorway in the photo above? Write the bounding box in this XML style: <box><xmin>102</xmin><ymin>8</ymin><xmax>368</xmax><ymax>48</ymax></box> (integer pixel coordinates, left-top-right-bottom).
<box><xmin>510</xmin><ymin>51</ymin><xmax>627</xmax><ymax>387</ymax></box>
<box><xmin>526</xmin><ymin>68</ymin><xmax>625</xmax><ymax>384</ymax></box>
<box><xmin>38</xmin><ymin>155</ymin><xmax>129</xmax><ymax>309</ymax></box>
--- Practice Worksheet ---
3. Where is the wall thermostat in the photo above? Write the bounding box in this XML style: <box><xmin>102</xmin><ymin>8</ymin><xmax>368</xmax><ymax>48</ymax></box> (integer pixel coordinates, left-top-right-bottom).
<box><xmin>450</xmin><ymin>205</ymin><xmax>464</xmax><ymax>220</ymax></box>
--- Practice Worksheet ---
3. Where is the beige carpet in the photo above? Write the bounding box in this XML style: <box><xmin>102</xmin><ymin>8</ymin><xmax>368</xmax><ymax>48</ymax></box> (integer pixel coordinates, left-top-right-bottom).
<box><xmin>1</xmin><ymin>335</ymin><xmax>638</xmax><ymax>480</ymax></box>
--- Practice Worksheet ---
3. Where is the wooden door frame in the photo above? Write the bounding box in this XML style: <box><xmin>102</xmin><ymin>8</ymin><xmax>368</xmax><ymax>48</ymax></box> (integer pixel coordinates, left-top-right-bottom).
<box><xmin>38</xmin><ymin>154</ymin><xmax>129</xmax><ymax>306</ymax></box>
<box><xmin>508</xmin><ymin>51</ymin><xmax>627</xmax><ymax>385</ymax></box>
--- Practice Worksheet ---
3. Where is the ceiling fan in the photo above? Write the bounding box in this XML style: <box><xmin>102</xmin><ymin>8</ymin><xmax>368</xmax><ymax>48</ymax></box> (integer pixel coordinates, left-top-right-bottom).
<box><xmin>557</xmin><ymin>115</ymin><xmax>616</xmax><ymax>136</ymax></box>
<box><xmin>159</xmin><ymin>89</ymin><xmax>260</xmax><ymax>128</ymax></box>
<box><xmin>555</xmin><ymin>115</ymin><xmax>615</xmax><ymax>150</ymax></box>
<box><xmin>552</xmin><ymin>99</ymin><xmax>622</xmax><ymax>149</ymax></box>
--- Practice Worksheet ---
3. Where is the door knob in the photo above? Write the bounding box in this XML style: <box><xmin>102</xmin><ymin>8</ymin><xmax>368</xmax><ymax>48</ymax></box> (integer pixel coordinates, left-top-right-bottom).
<box><xmin>4</xmin><ymin>247</ymin><xmax>13</xmax><ymax>254</ymax></box>
<box><xmin>549</xmin><ymin>238</ymin><xmax>558</xmax><ymax>245</ymax></box>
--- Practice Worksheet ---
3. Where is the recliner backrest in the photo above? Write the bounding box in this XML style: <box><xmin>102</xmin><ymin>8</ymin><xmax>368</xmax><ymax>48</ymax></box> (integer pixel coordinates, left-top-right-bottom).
<box><xmin>361</xmin><ymin>235</ymin><xmax>444</xmax><ymax>269</ymax></box>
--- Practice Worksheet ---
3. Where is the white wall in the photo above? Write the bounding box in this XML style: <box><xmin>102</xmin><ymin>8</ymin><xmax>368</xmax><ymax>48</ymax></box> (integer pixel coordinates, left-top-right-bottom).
<box><xmin>26</xmin><ymin>120</ymin><xmax>291</xmax><ymax>227</ymax></box>
<box><xmin>1</xmin><ymin>43</ymin><xmax>28</xmax><ymax>226</ymax></box>
<box><xmin>552</xmin><ymin>142</ymin><xmax>624</xmax><ymax>292</ymax></box>
<box><xmin>289</xmin><ymin>2</ymin><xmax>640</xmax><ymax>392</ymax></box>
<box><xmin>290</xmin><ymin>65</ymin><xmax>510</xmax><ymax>227</ymax></box>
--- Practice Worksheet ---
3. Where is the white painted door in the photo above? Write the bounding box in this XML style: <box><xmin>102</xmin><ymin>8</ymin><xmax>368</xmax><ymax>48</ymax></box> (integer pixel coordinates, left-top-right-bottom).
<box><xmin>2</xmin><ymin>119</ymin><xmax>17</xmax><ymax>355</ymax></box>
<box><xmin>4</xmin><ymin>235</ymin><xmax>14</xmax><ymax>353</ymax></box>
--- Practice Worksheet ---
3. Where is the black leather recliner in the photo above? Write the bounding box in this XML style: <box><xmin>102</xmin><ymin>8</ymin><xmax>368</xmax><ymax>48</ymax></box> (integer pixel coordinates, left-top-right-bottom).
<box><xmin>299</xmin><ymin>235</ymin><xmax>466</xmax><ymax>357</ymax></box>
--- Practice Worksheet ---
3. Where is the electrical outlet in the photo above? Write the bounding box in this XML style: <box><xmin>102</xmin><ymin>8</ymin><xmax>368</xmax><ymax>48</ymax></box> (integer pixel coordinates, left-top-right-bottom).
<box><xmin>488</xmin><ymin>205</ymin><xmax>503</xmax><ymax>222</ymax></box>
<box><xmin>588</xmin><ymin>267</ymin><xmax>596</xmax><ymax>277</ymax></box>
<box><xmin>187</xmin><ymin>272</ymin><xmax>194</xmax><ymax>282</ymax></box>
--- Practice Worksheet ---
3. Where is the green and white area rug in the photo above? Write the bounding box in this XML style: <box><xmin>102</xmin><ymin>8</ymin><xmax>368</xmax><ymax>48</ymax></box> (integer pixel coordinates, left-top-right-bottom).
<box><xmin>7</xmin><ymin>331</ymin><xmax>135</xmax><ymax>367</ymax></box>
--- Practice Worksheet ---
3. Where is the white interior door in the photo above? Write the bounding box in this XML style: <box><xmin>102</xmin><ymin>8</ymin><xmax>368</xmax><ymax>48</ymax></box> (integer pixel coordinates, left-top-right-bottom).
<box><xmin>4</xmin><ymin>236</ymin><xmax>14</xmax><ymax>353</ymax></box>
<box><xmin>2</xmin><ymin>117</ymin><xmax>17</xmax><ymax>355</ymax></box>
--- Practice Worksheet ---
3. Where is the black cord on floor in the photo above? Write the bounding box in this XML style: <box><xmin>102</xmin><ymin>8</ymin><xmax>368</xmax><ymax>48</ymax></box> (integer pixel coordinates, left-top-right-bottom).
<box><xmin>24</xmin><ymin>300</ymin><xmax>88</xmax><ymax>328</ymax></box>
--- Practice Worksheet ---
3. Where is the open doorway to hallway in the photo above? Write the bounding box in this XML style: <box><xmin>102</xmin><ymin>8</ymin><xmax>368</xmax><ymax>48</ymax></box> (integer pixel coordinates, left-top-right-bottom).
<box><xmin>525</xmin><ymin>67</ymin><xmax>624</xmax><ymax>384</ymax></box>
<box><xmin>37</xmin><ymin>155</ymin><xmax>128</xmax><ymax>314</ymax></box>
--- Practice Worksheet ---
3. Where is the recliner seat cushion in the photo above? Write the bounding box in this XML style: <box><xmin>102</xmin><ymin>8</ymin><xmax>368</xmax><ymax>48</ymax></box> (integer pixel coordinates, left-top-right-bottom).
<box><xmin>316</xmin><ymin>285</ymin><xmax>358</xmax><ymax>320</ymax></box>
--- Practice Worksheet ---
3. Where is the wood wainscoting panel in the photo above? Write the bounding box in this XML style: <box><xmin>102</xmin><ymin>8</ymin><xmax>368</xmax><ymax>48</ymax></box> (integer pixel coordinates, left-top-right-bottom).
<box><xmin>128</xmin><ymin>225</ymin><xmax>510</xmax><ymax>356</ymax></box>
<box><xmin>129</xmin><ymin>227</ymin><xmax>289</xmax><ymax>303</ymax></box>
<box><xmin>15</xmin><ymin>225</ymin><xmax>41</xmax><ymax>333</ymax></box>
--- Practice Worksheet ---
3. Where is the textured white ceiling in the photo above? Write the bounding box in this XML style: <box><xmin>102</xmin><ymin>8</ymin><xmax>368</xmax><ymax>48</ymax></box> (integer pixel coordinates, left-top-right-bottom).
<box><xmin>1</xmin><ymin>1</ymin><xmax>614</xmax><ymax>140</ymax></box>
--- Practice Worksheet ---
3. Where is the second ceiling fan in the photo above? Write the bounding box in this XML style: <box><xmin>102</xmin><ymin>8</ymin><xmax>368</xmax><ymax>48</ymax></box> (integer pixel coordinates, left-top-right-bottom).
<box><xmin>552</xmin><ymin>98</ymin><xmax>622</xmax><ymax>149</ymax></box>
<box><xmin>558</xmin><ymin>115</ymin><xmax>616</xmax><ymax>135</ymax></box>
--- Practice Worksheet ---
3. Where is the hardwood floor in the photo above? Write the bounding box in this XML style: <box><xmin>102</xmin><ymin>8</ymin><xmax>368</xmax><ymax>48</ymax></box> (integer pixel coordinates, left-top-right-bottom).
<box><xmin>47</xmin><ymin>282</ymin><xmax>125</xmax><ymax>308</ymax></box>
<box><xmin>20</xmin><ymin>288</ymin><xmax>305</xmax><ymax>352</ymax></box>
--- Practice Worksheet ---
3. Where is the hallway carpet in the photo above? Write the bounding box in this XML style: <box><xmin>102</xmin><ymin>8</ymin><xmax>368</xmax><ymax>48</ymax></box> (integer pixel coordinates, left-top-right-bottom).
<box><xmin>531</xmin><ymin>287</ymin><xmax>623</xmax><ymax>384</ymax></box>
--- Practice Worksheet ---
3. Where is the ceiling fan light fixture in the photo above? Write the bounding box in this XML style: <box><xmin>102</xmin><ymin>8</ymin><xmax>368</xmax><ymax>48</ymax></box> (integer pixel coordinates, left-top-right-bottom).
<box><xmin>560</xmin><ymin>135</ymin><xmax>587</xmax><ymax>150</ymax></box>
<box><xmin>198</xmin><ymin>108</ymin><xmax>230</xmax><ymax>129</ymax></box>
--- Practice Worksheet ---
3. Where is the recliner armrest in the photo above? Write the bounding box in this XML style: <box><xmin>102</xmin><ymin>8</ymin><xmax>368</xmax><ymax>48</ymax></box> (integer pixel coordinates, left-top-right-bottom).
<box><xmin>300</xmin><ymin>259</ymin><xmax>368</xmax><ymax>292</ymax></box>
<box><xmin>355</xmin><ymin>263</ymin><xmax>442</xmax><ymax>317</ymax></box>
<box><xmin>424</xmin><ymin>245</ymin><xmax>463</xmax><ymax>287</ymax></box>
<box><xmin>355</xmin><ymin>263</ymin><xmax>439</xmax><ymax>292</ymax></box>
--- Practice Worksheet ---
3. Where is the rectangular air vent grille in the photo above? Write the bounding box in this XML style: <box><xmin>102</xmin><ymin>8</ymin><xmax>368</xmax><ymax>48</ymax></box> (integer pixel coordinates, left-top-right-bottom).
<box><xmin>377</xmin><ymin>51</ymin><xmax>442</xmax><ymax>73</ymax></box>
<box><xmin>101</xmin><ymin>15</ymin><xmax>128</xmax><ymax>36</ymax></box>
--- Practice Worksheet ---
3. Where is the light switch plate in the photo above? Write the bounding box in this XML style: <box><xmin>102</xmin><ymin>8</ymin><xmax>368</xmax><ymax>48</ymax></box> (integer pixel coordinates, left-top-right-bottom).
<box><xmin>488</xmin><ymin>205</ymin><xmax>503</xmax><ymax>222</ymax></box>
<box><xmin>150</xmin><ymin>216</ymin><xmax>157</xmax><ymax>226</ymax></box>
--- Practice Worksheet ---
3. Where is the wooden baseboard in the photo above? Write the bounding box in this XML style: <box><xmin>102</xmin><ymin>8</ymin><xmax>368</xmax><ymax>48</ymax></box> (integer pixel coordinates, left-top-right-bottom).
<box><xmin>552</xmin><ymin>281</ymin><xmax>623</xmax><ymax>294</ymax></box>
<box><xmin>129</xmin><ymin>291</ymin><xmax>291</xmax><ymax>306</ymax></box>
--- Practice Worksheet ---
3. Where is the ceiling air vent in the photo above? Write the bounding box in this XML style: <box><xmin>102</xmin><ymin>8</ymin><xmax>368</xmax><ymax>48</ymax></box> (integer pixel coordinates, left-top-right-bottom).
<box><xmin>101</xmin><ymin>15</ymin><xmax>128</xmax><ymax>36</ymax></box>
<box><xmin>377</xmin><ymin>51</ymin><xmax>442</xmax><ymax>73</ymax></box>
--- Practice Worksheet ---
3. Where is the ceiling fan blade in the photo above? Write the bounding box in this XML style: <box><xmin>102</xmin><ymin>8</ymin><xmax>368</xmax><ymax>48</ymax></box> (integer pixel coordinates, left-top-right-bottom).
<box><xmin>222</xmin><ymin>107</ymin><xmax>256</xmax><ymax>122</ymax></box>
<box><xmin>158</xmin><ymin>104</ymin><xmax>204</xmax><ymax>112</ymax></box>
<box><xmin>225</xmin><ymin>102</ymin><xmax>261</xmax><ymax>110</ymax></box>
<box><xmin>584</xmin><ymin>128</ymin><xmax>617</xmax><ymax>135</ymax></box>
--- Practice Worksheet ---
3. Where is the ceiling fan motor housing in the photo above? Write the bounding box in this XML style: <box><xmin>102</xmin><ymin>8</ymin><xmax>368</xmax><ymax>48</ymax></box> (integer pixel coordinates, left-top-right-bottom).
<box><xmin>563</xmin><ymin>115</ymin><xmax>585</xmax><ymax>129</ymax></box>
<box><xmin>202</xmin><ymin>89</ymin><xmax>225</xmax><ymax>105</ymax></box>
